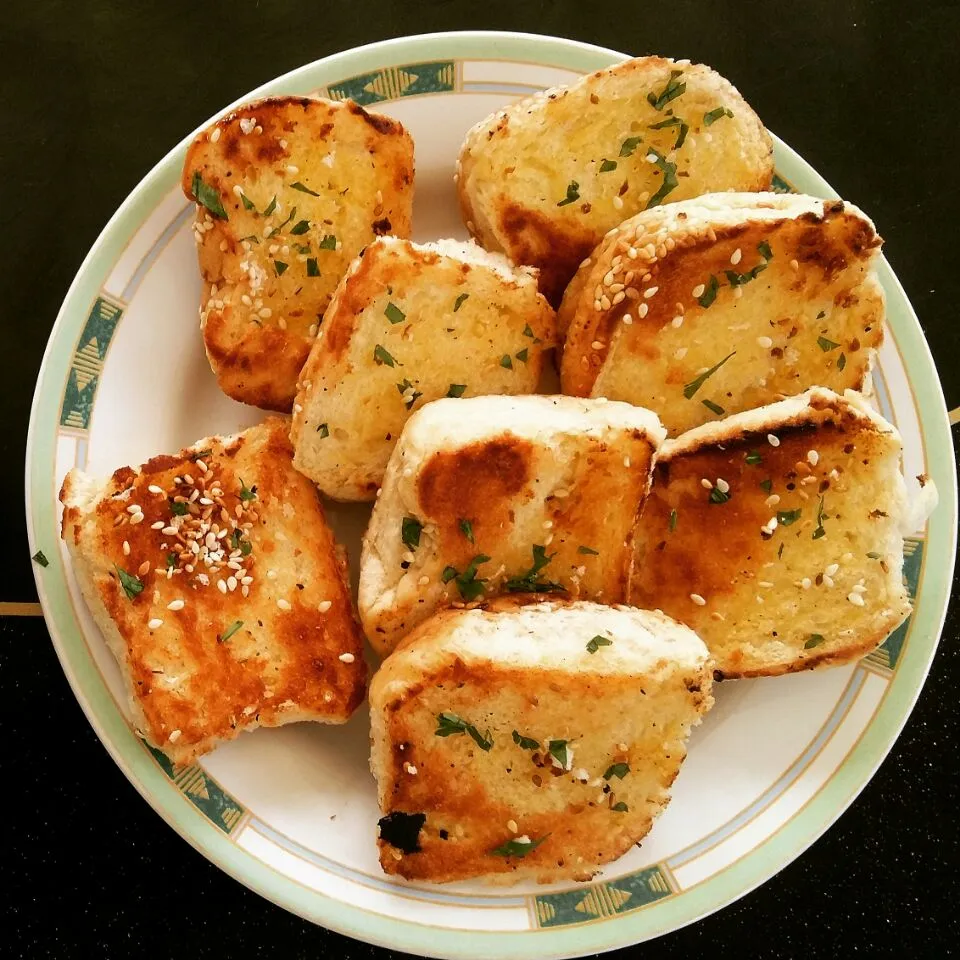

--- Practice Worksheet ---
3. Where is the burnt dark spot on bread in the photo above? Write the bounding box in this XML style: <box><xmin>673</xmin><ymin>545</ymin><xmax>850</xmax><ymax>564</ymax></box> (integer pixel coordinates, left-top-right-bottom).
<box><xmin>378</xmin><ymin>811</ymin><xmax>426</xmax><ymax>853</ymax></box>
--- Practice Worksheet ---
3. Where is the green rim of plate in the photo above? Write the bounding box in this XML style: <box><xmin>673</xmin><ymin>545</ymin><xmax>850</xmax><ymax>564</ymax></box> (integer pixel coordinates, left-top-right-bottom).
<box><xmin>25</xmin><ymin>31</ymin><xmax>958</xmax><ymax>960</ymax></box>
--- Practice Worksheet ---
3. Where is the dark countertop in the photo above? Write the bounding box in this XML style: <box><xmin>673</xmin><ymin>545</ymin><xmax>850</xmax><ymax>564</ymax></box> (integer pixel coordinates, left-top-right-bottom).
<box><xmin>5</xmin><ymin>2</ymin><xmax>958</xmax><ymax>956</ymax></box>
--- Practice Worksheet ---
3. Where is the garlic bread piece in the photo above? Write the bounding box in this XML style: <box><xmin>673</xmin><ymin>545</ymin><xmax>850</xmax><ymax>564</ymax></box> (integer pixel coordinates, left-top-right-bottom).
<box><xmin>457</xmin><ymin>56</ymin><xmax>772</xmax><ymax>305</ymax></box>
<box><xmin>630</xmin><ymin>388</ymin><xmax>912</xmax><ymax>678</ymax></box>
<box><xmin>182</xmin><ymin>96</ymin><xmax>415</xmax><ymax>411</ymax></box>
<box><xmin>290</xmin><ymin>237</ymin><xmax>556</xmax><ymax>501</ymax></box>
<box><xmin>370</xmin><ymin>598</ymin><xmax>713</xmax><ymax>883</ymax></box>
<box><xmin>359</xmin><ymin>395</ymin><xmax>666</xmax><ymax>655</ymax></box>
<box><xmin>59</xmin><ymin>418</ymin><xmax>367</xmax><ymax>764</ymax></box>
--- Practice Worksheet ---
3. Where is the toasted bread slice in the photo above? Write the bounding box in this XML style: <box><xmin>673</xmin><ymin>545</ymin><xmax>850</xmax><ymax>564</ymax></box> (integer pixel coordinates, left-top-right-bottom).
<box><xmin>290</xmin><ymin>237</ymin><xmax>556</xmax><ymax>501</ymax></box>
<box><xmin>629</xmin><ymin>388</ymin><xmax>911</xmax><ymax>678</ymax></box>
<box><xmin>59</xmin><ymin>418</ymin><xmax>367</xmax><ymax>764</ymax></box>
<box><xmin>182</xmin><ymin>96</ymin><xmax>415</xmax><ymax>411</ymax></box>
<box><xmin>370</xmin><ymin>598</ymin><xmax>713</xmax><ymax>883</ymax></box>
<box><xmin>358</xmin><ymin>395</ymin><xmax>666</xmax><ymax>655</ymax></box>
<box><xmin>560</xmin><ymin>193</ymin><xmax>884</xmax><ymax>435</ymax></box>
<box><xmin>457</xmin><ymin>56</ymin><xmax>773</xmax><ymax>305</ymax></box>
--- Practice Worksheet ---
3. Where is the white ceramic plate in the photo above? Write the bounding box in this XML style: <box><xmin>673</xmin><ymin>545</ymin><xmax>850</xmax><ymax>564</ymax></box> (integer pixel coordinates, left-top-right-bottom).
<box><xmin>26</xmin><ymin>31</ymin><xmax>957</xmax><ymax>960</ymax></box>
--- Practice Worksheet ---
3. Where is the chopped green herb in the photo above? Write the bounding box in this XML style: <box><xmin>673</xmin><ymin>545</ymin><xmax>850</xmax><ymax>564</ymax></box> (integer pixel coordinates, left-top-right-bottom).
<box><xmin>190</xmin><ymin>171</ymin><xmax>227</xmax><ymax>219</ymax></box>
<box><xmin>306</xmin><ymin>258</ymin><xmax>320</xmax><ymax>277</ymax></box>
<box><xmin>454</xmin><ymin>292</ymin><xmax>469</xmax><ymax>312</ymax></box>
<box><xmin>289</xmin><ymin>219</ymin><xmax>310</xmax><ymax>236</ymax></box>
<box><xmin>435</xmin><ymin>712</ymin><xmax>493</xmax><ymax>751</ymax></box>
<box><xmin>604</xmin><ymin>763</ymin><xmax>630</xmax><ymax>780</ymax></box>
<box><xmin>709</xmin><ymin>485</ymin><xmax>731</xmax><ymax>504</ymax></box>
<box><xmin>866</xmin><ymin>551</ymin><xmax>881</xmax><ymax>559</ymax></box>
<box><xmin>702</xmin><ymin>398</ymin><xmax>725</xmax><ymax>416</ymax></box>
<box><xmin>231</xmin><ymin>528</ymin><xmax>243</xmax><ymax>550</ymax></box>
<box><xmin>599</xmin><ymin>158</ymin><xmax>618</xmax><ymax>173</ymax></box>
<box><xmin>578</xmin><ymin>545</ymin><xmax>600</xmax><ymax>555</ymax></box>
<box><xmin>812</xmin><ymin>496</ymin><xmax>827</xmax><ymax>540</ymax></box>
<box><xmin>817</xmin><ymin>310</ymin><xmax>826</xmax><ymax>319</ymax></box>
<box><xmin>503</xmin><ymin>545</ymin><xmax>564</xmax><ymax>594</ymax></box>
<box><xmin>385</xmin><ymin>302</ymin><xmax>406</xmax><ymax>324</ymax></box>
<box><xmin>239</xmin><ymin>192</ymin><xmax>255</xmax><ymax>211</ymax></box>
<box><xmin>31</xmin><ymin>550</ymin><xmax>48</xmax><ymax>568</ymax></box>
<box><xmin>401</xmin><ymin>516</ymin><xmax>423</xmax><ymax>549</ymax></box>
<box><xmin>318</xmin><ymin>234</ymin><xmax>337</xmax><ymax>250</ymax></box>
<box><xmin>239</xmin><ymin>235</ymin><xmax>260</xmax><ymax>244</ymax></box>
<box><xmin>274</xmin><ymin>260</ymin><xmax>288</xmax><ymax>276</ymax></box>
<box><xmin>515</xmin><ymin>348</ymin><xmax>529</xmax><ymax>363</ymax></box>
<box><xmin>490</xmin><ymin>835</ymin><xmax>548</xmax><ymax>858</ymax></box>
<box><xmin>316</xmin><ymin>422</ymin><xmax>329</xmax><ymax>437</ymax></box>
<box><xmin>500</xmin><ymin>354</ymin><xmax>513</xmax><ymax>369</ymax></box>
<box><xmin>115</xmin><ymin>565</ymin><xmax>144</xmax><ymax>600</ymax></box>
<box><xmin>290</xmin><ymin>180</ymin><xmax>320</xmax><ymax>196</ymax></box>
<box><xmin>557</xmin><ymin>180</ymin><xmax>580</xmax><ymax>206</ymax></box>
<box><xmin>777</xmin><ymin>508</ymin><xmax>802</xmax><ymax>526</ymax></box>
<box><xmin>263</xmin><ymin>195</ymin><xmax>278</xmax><ymax>217</ymax></box>
<box><xmin>239</xmin><ymin>479</ymin><xmax>257</xmax><ymax>502</ymax></box>
<box><xmin>612</xmin><ymin>801</ymin><xmax>630</xmax><ymax>812</ymax></box>
<box><xmin>396</xmin><ymin>378</ymin><xmax>422</xmax><ymax>409</ymax></box>
<box><xmin>703</xmin><ymin>106</ymin><xmax>734</xmax><ymax>126</ymax></box>
<box><xmin>817</xmin><ymin>335</ymin><xmax>841</xmax><ymax>352</ymax></box>
<box><xmin>240</xmin><ymin>539</ymin><xmax>252</xmax><ymax>556</ymax></box>
<box><xmin>697</xmin><ymin>274</ymin><xmax>721</xmax><ymax>307</ymax></box>
<box><xmin>458</xmin><ymin>518</ymin><xmax>475</xmax><ymax>543</ymax></box>
<box><xmin>745</xmin><ymin>450</ymin><xmax>763</xmax><ymax>465</ymax></box>
<box><xmin>778</xmin><ymin>542</ymin><xmax>785</xmax><ymax>559</ymax></box>
<box><xmin>190</xmin><ymin>449</ymin><xmax>212</xmax><ymax>461</ymax></box>
<box><xmin>548</xmin><ymin>739</ymin><xmax>571</xmax><ymax>768</ymax></box>
<box><xmin>220</xmin><ymin>620</ymin><xmax>243</xmax><ymax>643</ymax></box>
<box><xmin>166</xmin><ymin>552</ymin><xmax>177</xmax><ymax>569</ymax></box>
<box><xmin>757</xmin><ymin>240</ymin><xmax>774</xmax><ymax>261</ymax></box>
<box><xmin>645</xmin><ymin>148</ymin><xmax>679</xmax><ymax>208</ymax></box>
<box><xmin>683</xmin><ymin>350</ymin><xmax>735</xmax><ymax>398</ymax></box>
<box><xmin>274</xmin><ymin>206</ymin><xmax>297</xmax><ymax>232</ymax></box>
<box><xmin>443</xmin><ymin>554</ymin><xmax>491</xmax><ymax>602</ymax></box>
<box><xmin>804</xmin><ymin>633</ymin><xmax>826</xmax><ymax>649</ymax></box>
<box><xmin>649</xmin><ymin>115</ymin><xmax>689</xmax><ymax>149</ymax></box>
<box><xmin>446</xmin><ymin>384</ymin><xmax>467</xmax><ymax>398</ymax></box>
<box><xmin>619</xmin><ymin>135</ymin><xmax>643</xmax><ymax>157</ymax></box>
<box><xmin>170</xmin><ymin>501</ymin><xmax>188</xmax><ymax>516</ymax></box>
<box><xmin>724</xmin><ymin>259</ymin><xmax>768</xmax><ymax>286</ymax></box>
<box><xmin>586</xmin><ymin>635</ymin><xmax>613</xmax><ymax>654</ymax></box>
<box><xmin>669</xmin><ymin>508</ymin><xmax>678</xmax><ymax>532</ymax></box>
<box><xmin>760</xmin><ymin>479</ymin><xmax>773</xmax><ymax>493</ymax></box>
<box><xmin>647</xmin><ymin>70</ymin><xmax>686</xmax><ymax>110</ymax></box>
<box><xmin>374</xmin><ymin>344</ymin><xmax>397</xmax><ymax>367</ymax></box>
<box><xmin>522</xmin><ymin>324</ymin><xmax>536</xmax><ymax>338</ymax></box>
<box><xmin>512</xmin><ymin>730</ymin><xmax>539</xmax><ymax>750</ymax></box>
<box><xmin>837</xmin><ymin>352</ymin><xmax>847</xmax><ymax>371</ymax></box>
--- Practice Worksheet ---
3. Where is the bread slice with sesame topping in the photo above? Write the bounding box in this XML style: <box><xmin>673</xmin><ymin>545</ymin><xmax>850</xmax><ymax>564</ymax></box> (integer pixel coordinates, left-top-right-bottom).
<box><xmin>370</xmin><ymin>598</ymin><xmax>713</xmax><ymax>883</ymax></box>
<box><xmin>58</xmin><ymin>417</ymin><xmax>367</xmax><ymax>764</ymax></box>
<box><xmin>289</xmin><ymin>237</ymin><xmax>557</xmax><ymax>501</ymax></box>
<box><xmin>358</xmin><ymin>394</ymin><xmax>666</xmax><ymax>656</ymax></box>
<box><xmin>457</xmin><ymin>56</ymin><xmax>772</xmax><ymax>306</ymax></box>
<box><xmin>629</xmin><ymin>388</ymin><xmax>914</xmax><ymax>678</ymax></box>
<box><xmin>182</xmin><ymin>95</ymin><xmax>414</xmax><ymax>412</ymax></box>
<box><xmin>560</xmin><ymin>192</ymin><xmax>885</xmax><ymax>436</ymax></box>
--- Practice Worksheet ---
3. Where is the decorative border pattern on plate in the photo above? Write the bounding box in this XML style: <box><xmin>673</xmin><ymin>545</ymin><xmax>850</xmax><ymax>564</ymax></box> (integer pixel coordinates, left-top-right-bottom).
<box><xmin>325</xmin><ymin>60</ymin><xmax>457</xmax><ymax>104</ymax></box>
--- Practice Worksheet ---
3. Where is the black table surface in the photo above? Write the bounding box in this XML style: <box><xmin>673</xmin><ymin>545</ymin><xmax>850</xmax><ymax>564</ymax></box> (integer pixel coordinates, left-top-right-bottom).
<box><xmin>5</xmin><ymin>2</ymin><xmax>959</xmax><ymax>957</ymax></box>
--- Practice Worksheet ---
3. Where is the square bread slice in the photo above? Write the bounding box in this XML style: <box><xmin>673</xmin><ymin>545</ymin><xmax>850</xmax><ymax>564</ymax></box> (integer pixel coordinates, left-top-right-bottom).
<box><xmin>370</xmin><ymin>598</ymin><xmax>714</xmax><ymax>883</ymax></box>
<box><xmin>290</xmin><ymin>237</ymin><xmax>556</xmax><ymax>501</ymax></box>
<box><xmin>358</xmin><ymin>395</ymin><xmax>667</xmax><ymax>655</ymax></box>
<box><xmin>59</xmin><ymin>418</ymin><xmax>367</xmax><ymax>764</ymax></box>
<box><xmin>560</xmin><ymin>193</ymin><xmax>884</xmax><ymax>436</ymax></box>
<box><xmin>457</xmin><ymin>56</ymin><xmax>773</xmax><ymax>305</ymax></box>
<box><xmin>182</xmin><ymin>95</ymin><xmax>414</xmax><ymax>412</ymax></box>
<box><xmin>629</xmin><ymin>388</ymin><xmax>912</xmax><ymax>678</ymax></box>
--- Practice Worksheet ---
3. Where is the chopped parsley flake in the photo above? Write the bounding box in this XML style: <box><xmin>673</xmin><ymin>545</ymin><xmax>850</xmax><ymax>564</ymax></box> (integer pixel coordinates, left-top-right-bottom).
<box><xmin>453</xmin><ymin>292</ymin><xmax>469</xmax><ymax>312</ymax></box>
<box><xmin>548</xmin><ymin>739</ymin><xmax>571</xmax><ymax>768</ymax></box>
<box><xmin>490</xmin><ymin>835</ymin><xmax>548</xmax><ymax>858</ymax></box>
<box><xmin>318</xmin><ymin>234</ymin><xmax>337</xmax><ymax>250</ymax></box>
<box><xmin>599</xmin><ymin>158</ymin><xmax>618</xmax><ymax>173</ymax></box>
<box><xmin>619</xmin><ymin>135</ymin><xmax>643</xmax><ymax>157</ymax></box>
<box><xmin>458</xmin><ymin>518</ymin><xmax>475</xmax><ymax>543</ymax></box>
<box><xmin>290</xmin><ymin>181</ymin><xmax>320</xmax><ymax>196</ymax></box>
<box><xmin>446</xmin><ymin>384</ymin><xmax>467</xmax><ymax>398</ymax></box>
<box><xmin>578</xmin><ymin>545</ymin><xmax>600</xmax><ymax>555</ymax></box>
<box><xmin>115</xmin><ymin>565</ymin><xmax>144</xmax><ymax>600</ymax></box>
<box><xmin>31</xmin><ymin>550</ymin><xmax>49</xmax><ymax>567</ymax></box>
<box><xmin>838</xmin><ymin>352</ymin><xmax>847</xmax><ymax>371</ymax></box>
<box><xmin>757</xmin><ymin>240</ymin><xmax>774</xmax><ymax>261</ymax></box>
<box><xmin>649</xmin><ymin>115</ymin><xmax>689</xmax><ymax>149</ymax></box>
<box><xmin>166</xmin><ymin>552</ymin><xmax>177</xmax><ymax>569</ymax></box>
<box><xmin>238</xmin><ymin>479</ymin><xmax>257</xmax><ymax>502</ymax></box>
<box><xmin>702</xmin><ymin>398</ymin><xmax>725</xmax><ymax>416</ymax></box>
<box><xmin>604</xmin><ymin>762</ymin><xmax>630</xmax><ymax>780</ymax></box>
<box><xmin>435</xmin><ymin>711</ymin><xmax>493</xmax><ymax>750</ymax></box>
<box><xmin>503</xmin><ymin>544</ymin><xmax>564</xmax><ymax>594</ymax></box>
<box><xmin>804</xmin><ymin>633</ymin><xmax>826</xmax><ymax>649</ymax></box>
<box><xmin>500</xmin><ymin>354</ymin><xmax>513</xmax><ymax>369</ymax></box>
<box><xmin>703</xmin><ymin>106</ymin><xmax>734</xmax><ymax>126</ymax></box>
<box><xmin>444</xmin><ymin>554</ymin><xmax>490</xmax><ymax>601</ymax></box>
<box><xmin>669</xmin><ymin>508</ymin><xmax>678</xmax><ymax>532</ymax></box>
<box><xmin>401</xmin><ymin>517</ymin><xmax>423</xmax><ymax>549</ymax></box>
<box><xmin>219</xmin><ymin>620</ymin><xmax>243</xmax><ymax>642</ymax></box>
<box><xmin>289</xmin><ymin>220</ymin><xmax>311</xmax><ymax>236</ymax></box>
<box><xmin>817</xmin><ymin>335</ymin><xmax>841</xmax><ymax>352</ymax></box>
<box><xmin>709</xmin><ymin>485</ymin><xmax>731</xmax><ymax>504</ymax></box>
<box><xmin>647</xmin><ymin>70</ymin><xmax>686</xmax><ymax>110</ymax></box>
<box><xmin>396</xmin><ymin>378</ymin><xmax>422</xmax><ymax>409</ymax></box>
<box><xmin>263</xmin><ymin>196</ymin><xmax>278</xmax><ymax>216</ymax></box>
<box><xmin>683</xmin><ymin>351</ymin><xmax>735</xmax><ymax>398</ymax></box>
<box><xmin>586</xmin><ymin>635</ymin><xmax>613</xmax><ymax>654</ymax></box>
<box><xmin>306</xmin><ymin>258</ymin><xmax>320</xmax><ymax>277</ymax></box>
<box><xmin>169</xmin><ymin>500</ymin><xmax>188</xmax><ymax>516</ymax></box>
<box><xmin>385</xmin><ymin>302</ymin><xmax>406</xmax><ymax>324</ymax></box>
<box><xmin>275</xmin><ymin>207</ymin><xmax>297</xmax><ymax>232</ymax></box>
<box><xmin>760</xmin><ymin>479</ymin><xmax>773</xmax><ymax>493</ymax></box>
<box><xmin>745</xmin><ymin>450</ymin><xmax>763</xmax><ymax>465</ymax></box>
<box><xmin>512</xmin><ymin>730</ymin><xmax>539</xmax><ymax>750</ymax></box>
<box><xmin>239</xmin><ymin>192</ymin><xmax>255</xmax><ymax>211</ymax></box>
<box><xmin>316</xmin><ymin>422</ymin><xmax>329</xmax><ymax>437</ymax></box>
<box><xmin>190</xmin><ymin>171</ymin><xmax>227</xmax><ymax>219</ymax></box>
<box><xmin>697</xmin><ymin>274</ymin><xmax>720</xmax><ymax>308</ymax></box>
<box><xmin>557</xmin><ymin>180</ymin><xmax>580</xmax><ymax>206</ymax></box>
<box><xmin>813</xmin><ymin>496</ymin><xmax>827</xmax><ymax>540</ymax></box>
<box><xmin>612</xmin><ymin>801</ymin><xmax>629</xmax><ymax>812</ymax></box>
<box><xmin>515</xmin><ymin>348</ymin><xmax>529</xmax><ymax>363</ymax></box>
<box><xmin>374</xmin><ymin>344</ymin><xmax>396</xmax><ymax>367</ymax></box>
<box><xmin>645</xmin><ymin>148</ymin><xmax>679</xmax><ymax>208</ymax></box>
<box><xmin>274</xmin><ymin>260</ymin><xmax>288</xmax><ymax>275</ymax></box>
<box><xmin>777</xmin><ymin>508</ymin><xmax>802</xmax><ymax>526</ymax></box>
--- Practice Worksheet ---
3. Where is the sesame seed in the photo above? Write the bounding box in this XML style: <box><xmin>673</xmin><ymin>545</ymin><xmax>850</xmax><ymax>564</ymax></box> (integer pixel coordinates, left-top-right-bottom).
<box><xmin>733</xmin><ymin>286</ymin><xmax>743</xmax><ymax>299</ymax></box>
<box><xmin>826</xmin><ymin>563</ymin><xmax>839</xmax><ymax>576</ymax></box>
<box><xmin>544</xmin><ymin>534</ymin><xmax>554</xmax><ymax>546</ymax></box>
<box><xmin>758</xmin><ymin>580</ymin><xmax>775</xmax><ymax>588</ymax></box>
<box><xmin>147</xmin><ymin>618</ymin><xmax>163</xmax><ymax>630</ymax></box>
<box><xmin>808</xmin><ymin>450</ymin><xmax>820</xmax><ymax>466</ymax></box>
<box><xmin>612</xmin><ymin>196</ymin><xmax>624</xmax><ymax>210</ymax></box>
<box><xmin>126</xmin><ymin>504</ymin><xmax>142</xmax><ymax>514</ymax></box>
<box><xmin>286</xmin><ymin>164</ymin><xmax>299</xmax><ymax>175</ymax></box>
<box><xmin>823</xmin><ymin>575</ymin><xmax>835</xmax><ymax>588</ymax></box>
<box><xmin>701</xmin><ymin>478</ymin><xmax>713</xmax><ymax>489</ymax></box>
<box><xmin>711</xmin><ymin>611</ymin><xmax>726</xmax><ymax>621</ymax></box>
<box><xmin>757</xmin><ymin>336</ymin><xmax>773</xmax><ymax>348</ymax></box>
<box><xmin>507</xmin><ymin>819</ymin><xmax>518</xmax><ymax>833</ymax></box>
<box><xmin>624</xmin><ymin>456</ymin><xmax>631</xmax><ymax>468</ymax></box>
<box><xmin>217</xmin><ymin>579</ymin><xmax>227</xmax><ymax>594</ymax></box>
<box><xmin>612</xmin><ymin>291</ymin><xmax>625</xmax><ymax>304</ymax></box>
<box><xmin>765</xmin><ymin>494</ymin><xmax>781</xmax><ymax>508</ymax></box>
<box><xmin>671</xmin><ymin>316</ymin><xmax>684</xmax><ymax>328</ymax></box>
<box><xmin>169</xmin><ymin>729</ymin><xmax>182</xmax><ymax>742</ymax></box>
<box><xmin>848</xmin><ymin>592</ymin><xmax>865</xmax><ymax>606</ymax></box>
<box><xmin>404</xmin><ymin>763</ymin><xmax>417</xmax><ymax>775</ymax></box>
<box><xmin>418</xmin><ymin>576</ymin><xmax>429</xmax><ymax>586</ymax></box>
<box><xmin>644</xmin><ymin>286</ymin><xmax>659</xmax><ymax>298</ymax></box>
<box><xmin>716</xmin><ymin>478</ymin><xmax>730</xmax><ymax>493</ymax></box>
<box><xmin>591</xmin><ymin>340</ymin><xmax>605</xmax><ymax>350</ymax></box>
<box><xmin>122</xmin><ymin>540</ymin><xmax>130</xmax><ymax>555</ymax></box>
<box><xmin>267</xmin><ymin>569</ymin><xmax>277</xmax><ymax>580</ymax></box>
<box><xmin>852</xmin><ymin>583</ymin><xmax>867</xmax><ymax>593</ymax></box>
<box><xmin>277</xmin><ymin>598</ymin><xmax>292</xmax><ymax>611</ymax></box>
<box><xmin>790</xmin><ymin>259</ymin><xmax>799</xmax><ymax>271</ymax></box>
<box><xmin>227</xmin><ymin>576</ymin><xmax>237</xmax><ymax>592</ymax></box>
<box><xmin>339</xmin><ymin>652</ymin><xmax>355</xmax><ymax>663</ymax></box>
<box><xmin>210</xmin><ymin>127</ymin><xmax>221</xmax><ymax>143</ymax></box>
<box><xmin>638</xmin><ymin>302</ymin><xmax>649</xmax><ymax>318</ymax></box>
<box><xmin>600</xmin><ymin>295</ymin><xmax>611</xmax><ymax>310</ymax></box>
<box><xmin>730</xmin><ymin>248</ymin><xmax>742</xmax><ymax>265</ymax></box>
<box><xmin>692</xmin><ymin>283</ymin><xmax>705</xmax><ymax>298</ymax></box>
<box><xmin>767</xmin><ymin>434</ymin><xmax>780</xmax><ymax>447</ymax></box>
<box><xmin>318</xmin><ymin>600</ymin><xmax>332</xmax><ymax>613</ymax></box>
<box><xmin>801</xmin><ymin>578</ymin><xmax>812</xmax><ymax>590</ymax></box>
<box><xmin>604</xmin><ymin>270</ymin><xmax>615</xmax><ymax>286</ymax></box>
<box><xmin>258</xmin><ymin>307</ymin><xmax>272</xmax><ymax>319</ymax></box>
<box><xmin>627</xmin><ymin>246</ymin><xmax>638</xmax><ymax>259</ymax></box>
<box><xmin>241</xmin><ymin>585</ymin><xmax>250</xmax><ymax>597</ymax></box>
<box><xmin>167</xmin><ymin>599</ymin><xmax>185</xmax><ymax>611</ymax></box>
<box><xmin>690</xmin><ymin>593</ymin><xmax>707</xmax><ymax>606</ymax></box>
<box><xmin>148</xmin><ymin>484</ymin><xmax>164</xmax><ymax>495</ymax></box>
<box><xmin>162</xmin><ymin>526</ymin><xmax>178</xmax><ymax>536</ymax></box>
